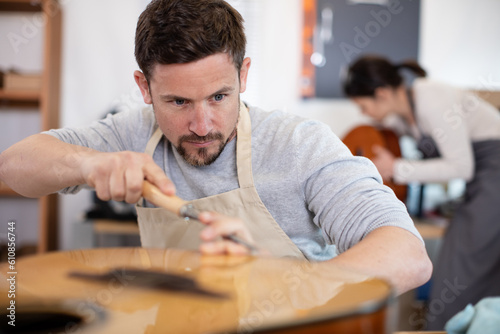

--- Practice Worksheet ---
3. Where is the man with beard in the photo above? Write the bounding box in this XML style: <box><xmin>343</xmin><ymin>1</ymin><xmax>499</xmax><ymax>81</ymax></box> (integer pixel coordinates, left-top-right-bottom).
<box><xmin>0</xmin><ymin>0</ymin><xmax>431</xmax><ymax>294</ymax></box>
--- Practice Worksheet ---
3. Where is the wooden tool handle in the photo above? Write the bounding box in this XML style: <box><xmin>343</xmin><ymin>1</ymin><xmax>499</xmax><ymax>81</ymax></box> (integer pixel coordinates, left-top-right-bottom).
<box><xmin>142</xmin><ymin>180</ymin><xmax>187</xmax><ymax>216</ymax></box>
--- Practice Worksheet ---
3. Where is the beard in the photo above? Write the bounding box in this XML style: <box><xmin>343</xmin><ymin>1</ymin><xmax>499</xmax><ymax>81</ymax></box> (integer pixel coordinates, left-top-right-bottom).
<box><xmin>176</xmin><ymin>98</ymin><xmax>240</xmax><ymax>166</ymax></box>
<box><xmin>176</xmin><ymin>130</ymin><xmax>234</xmax><ymax>167</ymax></box>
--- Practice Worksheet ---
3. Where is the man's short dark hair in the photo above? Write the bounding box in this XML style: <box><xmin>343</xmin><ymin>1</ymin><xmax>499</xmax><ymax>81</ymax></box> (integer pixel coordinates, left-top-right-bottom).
<box><xmin>135</xmin><ymin>0</ymin><xmax>247</xmax><ymax>81</ymax></box>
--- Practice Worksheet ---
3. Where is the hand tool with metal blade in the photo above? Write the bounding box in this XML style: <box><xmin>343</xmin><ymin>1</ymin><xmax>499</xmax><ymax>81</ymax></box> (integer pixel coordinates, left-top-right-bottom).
<box><xmin>142</xmin><ymin>180</ymin><xmax>258</xmax><ymax>254</ymax></box>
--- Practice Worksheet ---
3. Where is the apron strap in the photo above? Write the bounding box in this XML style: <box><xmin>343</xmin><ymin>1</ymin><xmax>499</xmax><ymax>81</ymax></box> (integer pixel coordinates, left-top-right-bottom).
<box><xmin>137</xmin><ymin>125</ymin><xmax>163</xmax><ymax>207</ymax></box>
<box><xmin>236</xmin><ymin>101</ymin><xmax>255</xmax><ymax>189</ymax></box>
<box><xmin>145</xmin><ymin>125</ymin><xmax>164</xmax><ymax>157</ymax></box>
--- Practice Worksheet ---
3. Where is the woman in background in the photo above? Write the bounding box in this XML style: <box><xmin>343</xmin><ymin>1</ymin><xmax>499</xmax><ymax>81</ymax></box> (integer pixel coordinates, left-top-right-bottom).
<box><xmin>343</xmin><ymin>54</ymin><xmax>500</xmax><ymax>330</ymax></box>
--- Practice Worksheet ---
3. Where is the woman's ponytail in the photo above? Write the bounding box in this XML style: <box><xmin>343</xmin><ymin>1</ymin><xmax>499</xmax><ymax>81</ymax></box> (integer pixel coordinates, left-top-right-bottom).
<box><xmin>395</xmin><ymin>60</ymin><xmax>427</xmax><ymax>78</ymax></box>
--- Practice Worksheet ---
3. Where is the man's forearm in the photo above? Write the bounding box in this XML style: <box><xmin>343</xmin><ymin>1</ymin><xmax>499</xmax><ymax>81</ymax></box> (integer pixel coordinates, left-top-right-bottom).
<box><xmin>326</xmin><ymin>226</ymin><xmax>432</xmax><ymax>295</ymax></box>
<box><xmin>0</xmin><ymin>134</ymin><xmax>92</xmax><ymax>197</ymax></box>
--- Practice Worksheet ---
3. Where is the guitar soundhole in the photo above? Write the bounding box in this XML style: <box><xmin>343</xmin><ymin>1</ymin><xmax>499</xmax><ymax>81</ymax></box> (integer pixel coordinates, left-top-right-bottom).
<box><xmin>0</xmin><ymin>311</ymin><xmax>83</xmax><ymax>334</ymax></box>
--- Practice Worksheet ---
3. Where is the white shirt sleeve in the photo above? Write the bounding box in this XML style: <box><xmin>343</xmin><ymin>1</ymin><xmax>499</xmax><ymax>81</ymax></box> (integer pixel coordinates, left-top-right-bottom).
<box><xmin>393</xmin><ymin>79</ymin><xmax>474</xmax><ymax>184</ymax></box>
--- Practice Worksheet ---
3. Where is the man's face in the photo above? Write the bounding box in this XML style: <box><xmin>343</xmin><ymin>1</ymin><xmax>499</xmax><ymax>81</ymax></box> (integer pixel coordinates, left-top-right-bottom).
<box><xmin>136</xmin><ymin>53</ymin><xmax>250</xmax><ymax>166</ymax></box>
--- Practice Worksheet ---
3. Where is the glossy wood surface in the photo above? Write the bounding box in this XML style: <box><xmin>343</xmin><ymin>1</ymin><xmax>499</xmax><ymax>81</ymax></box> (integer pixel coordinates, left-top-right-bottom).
<box><xmin>0</xmin><ymin>248</ymin><xmax>393</xmax><ymax>333</ymax></box>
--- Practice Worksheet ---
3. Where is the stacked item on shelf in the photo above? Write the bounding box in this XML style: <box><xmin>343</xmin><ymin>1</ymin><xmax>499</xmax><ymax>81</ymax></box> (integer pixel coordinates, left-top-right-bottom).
<box><xmin>2</xmin><ymin>70</ymin><xmax>41</xmax><ymax>91</ymax></box>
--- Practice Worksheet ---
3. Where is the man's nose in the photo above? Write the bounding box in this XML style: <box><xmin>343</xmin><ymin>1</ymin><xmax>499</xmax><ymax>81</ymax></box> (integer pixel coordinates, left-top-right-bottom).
<box><xmin>189</xmin><ymin>103</ymin><xmax>212</xmax><ymax>136</ymax></box>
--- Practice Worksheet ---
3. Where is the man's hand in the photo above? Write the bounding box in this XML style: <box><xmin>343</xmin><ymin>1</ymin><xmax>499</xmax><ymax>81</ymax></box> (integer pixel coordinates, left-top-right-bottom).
<box><xmin>197</xmin><ymin>212</ymin><xmax>261</xmax><ymax>256</ymax></box>
<box><xmin>0</xmin><ymin>134</ymin><xmax>174</xmax><ymax>201</ymax></box>
<box><xmin>79</xmin><ymin>151</ymin><xmax>175</xmax><ymax>203</ymax></box>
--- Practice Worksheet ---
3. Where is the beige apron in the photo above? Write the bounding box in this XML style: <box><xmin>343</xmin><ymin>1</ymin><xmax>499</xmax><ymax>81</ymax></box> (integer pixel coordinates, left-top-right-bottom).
<box><xmin>136</xmin><ymin>103</ymin><xmax>306</xmax><ymax>259</ymax></box>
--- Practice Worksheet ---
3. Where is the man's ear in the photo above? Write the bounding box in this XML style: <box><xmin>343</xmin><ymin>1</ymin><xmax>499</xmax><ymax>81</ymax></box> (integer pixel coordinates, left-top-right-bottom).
<box><xmin>239</xmin><ymin>57</ymin><xmax>251</xmax><ymax>93</ymax></box>
<box><xmin>134</xmin><ymin>70</ymin><xmax>153</xmax><ymax>104</ymax></box>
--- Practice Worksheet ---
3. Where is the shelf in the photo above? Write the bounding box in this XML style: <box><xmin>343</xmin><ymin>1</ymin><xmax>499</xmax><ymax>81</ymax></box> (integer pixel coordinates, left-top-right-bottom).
<box><xmin>0</xmin><ymin>181</ymin><xmax>21</xmax><ymax>197</ymax></box>
<box><xmin>413</xmin><ymin>217</ymin><xmax>447</xmax><ymax>240</ymax></box>
<box><xmin>471</xmin><ymin>90</ymin><xmax>500</xmax><ymax>110</ymax></box>
<box><xmin>0</xmin><ymin>89</ymin><xmax>40</xmax><ymax>108</ymax></box>
<box><xmin>0</xmin><ymin>0</ymin><xmax>43</xmax><ymax>12</ymax></box>
<box><xmin>0</xmin><ymin>0</ymin><xmax>61</xmax><ymax>253</ymax></box>
<box><xmin>93</xmin><ymin>220</ymin><xmax>140</xmax><ymax>236</ymax></box>
<box><xmin>0</xmin><ymin>89</ymin><xmax>40</xmax><ymax>101</ymax></box>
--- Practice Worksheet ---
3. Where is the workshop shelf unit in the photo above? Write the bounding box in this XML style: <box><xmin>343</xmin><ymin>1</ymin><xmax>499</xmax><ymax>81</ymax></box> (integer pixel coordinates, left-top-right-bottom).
<box><xmin>0</xmin><ymin>0</ymin><xmax>62</xmax><ymax>252</ymax></box>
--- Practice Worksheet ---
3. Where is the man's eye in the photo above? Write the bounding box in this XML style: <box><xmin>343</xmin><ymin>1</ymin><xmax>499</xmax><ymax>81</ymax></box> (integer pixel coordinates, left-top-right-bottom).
<box><xmin>174</xmin><ymin>99</ymin><xmax>185</xmax><ymax>106</ymax></box>
<box><xmin>214</xmin><ymin>94</ymin><xmax>225</xmax><ymax>102</ymax></box>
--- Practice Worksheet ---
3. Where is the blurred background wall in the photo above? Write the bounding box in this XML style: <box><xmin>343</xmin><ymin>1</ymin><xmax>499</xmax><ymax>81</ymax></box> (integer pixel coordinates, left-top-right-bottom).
<box><xmin>1</xmin><ymin>0</ymin><xmax>499</xmax><ymax>250</ymax></box>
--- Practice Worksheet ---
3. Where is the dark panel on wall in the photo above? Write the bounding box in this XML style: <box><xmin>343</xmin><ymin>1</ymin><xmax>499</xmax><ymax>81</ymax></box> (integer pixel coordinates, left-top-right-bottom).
<box><xmin>312</xmin><ymin>0</ymin><xmax>420</xmax><ymax>98</ymax></box>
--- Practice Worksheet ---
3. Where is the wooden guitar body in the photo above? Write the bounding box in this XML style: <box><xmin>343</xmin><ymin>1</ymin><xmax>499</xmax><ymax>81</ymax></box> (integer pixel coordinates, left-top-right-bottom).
<box><xmin>0</xmin><ymin>248</ymin><xmax>394</xmax><ymax>334</ymax></box>
<box><xmin>342</xmin><ymin>125</ymin><xmax>408</xmax><ymax>202</ymax></box>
